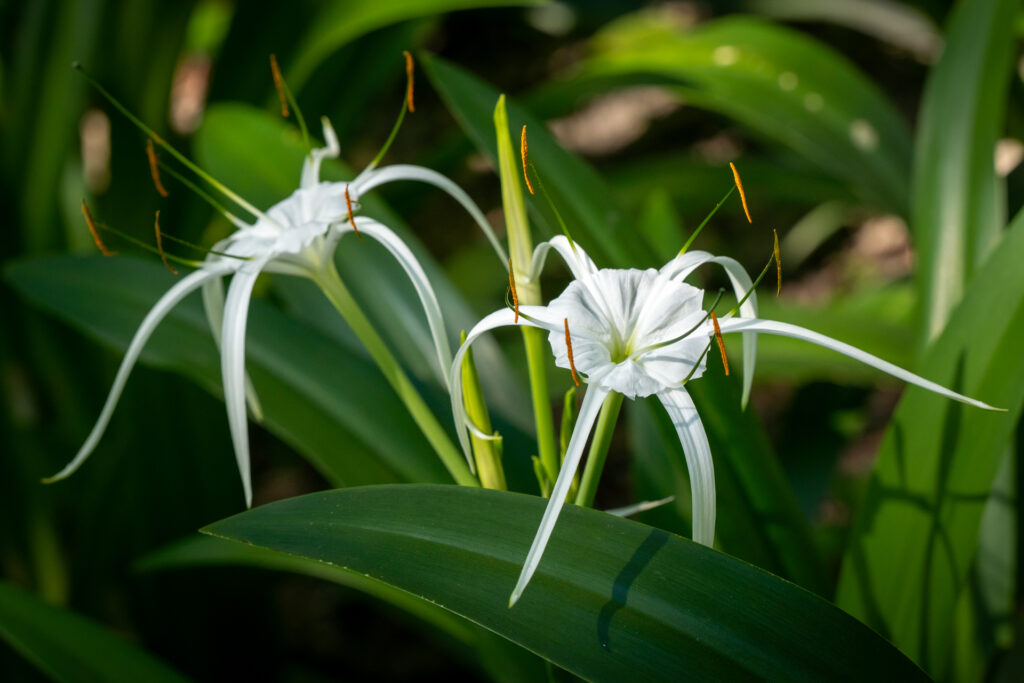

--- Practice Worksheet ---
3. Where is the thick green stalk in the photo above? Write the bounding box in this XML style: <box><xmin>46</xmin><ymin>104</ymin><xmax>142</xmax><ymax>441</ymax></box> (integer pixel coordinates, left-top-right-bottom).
<box><xmin>460</xmin><ymin>332</ymin><xmax>506</xmax><ymax>490</ymax></box>
<box><xmin>575</xmin><ymin>392</ymin><xmax>624</xmax><ymax>508</ymax></box>
<box><xmin>315</xmin><ymin>260</ymin><xmax>477</xmax><ymax>487</ymax></box>
<box><xmin>494</xmin><ymin>95</ymin><xmax>559</xmax><ymax>485</ymax></box>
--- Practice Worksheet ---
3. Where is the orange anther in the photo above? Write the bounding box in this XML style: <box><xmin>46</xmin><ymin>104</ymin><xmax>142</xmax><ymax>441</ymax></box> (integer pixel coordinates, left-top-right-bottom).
<box><xmin>81</xmin><ymin>200</ymin><xmax>115</xmax><ymax>256</ymax></box>
<box><xmin>508</xmin><ymin>258</ymin><xmax>519</xmax><ymax>323</ymax></box>
<box><xmin>270</xmin><ymin>54</ymin><xmax>289</xmax><ymax>118</ymax></box>
<box><xmin>403</xmin><ymin>51</ymin><xmax>415</xmax><ymax>112</ymax></box>
<box><xmin>345</xmin><ymin>184</ymin><xmax>362</xmax><ymax>241</ymax></box>
<box><xmin>153</xmin><ymin>210</ymin><xmax>178</xmax><ymax>275</ymax></box>
<box><xmin>710</xmin><ymin>312</ymin><xmax>729</xmax><ymax>376</ymax></box>
<box><xmin>730</xmin><ymin>161</ymin><xmax>751</xmax><ymax>223</ymax></box>
<box><xmin>146</xmin><ymin>139</ymin><xmax>169</xmax><ymax>197</ymax></box>
<box><xmin>773</xmin><ymin>228</ymin><xmax>781</xmax><ymax>296</ymax></box>
<box><xmin>564</xmin><ymin>318</ymin><xmax>580</xmax><ymax>386</ymax></box>
<box><xmin>521</xmin><ymin>125</ymin><xmax>534</xmax><ymax>195</ymax></box>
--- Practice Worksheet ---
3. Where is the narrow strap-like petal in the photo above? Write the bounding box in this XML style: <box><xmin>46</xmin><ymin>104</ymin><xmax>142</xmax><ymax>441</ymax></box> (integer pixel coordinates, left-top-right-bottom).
<box><xmin>716</xmin><ymin>317</ymin><xmax>1002</xmax><ymax>411</ymax></box>
<box><xmin>528</xmin><ymin>235</ymin><xmax>598</xmax><ymax>283</ymax></box>
<box><xmin>663</xmin><ymin>252</ymin><xmax>759</xmax><ymax>408</ymax></box>
<box><xmin>352</xmin><ymin>164</ymin><xmax>508</xmax><ymax>264</ymax></box>
<box><xmin>509</xmin><ymin>384</ymin><xmax>611</xmax><ymax>606</ymax></box>
<box><xmin>450</xmin><ymin>307</ymin><xmax>560</xmax><ymax>468</ymax></box>
<box><xmin>658</xmin><ymin>387</ymin><xmax>716</xmax><ymax>546</ymax></box>
<box><xmin>43</xmin><ymin>265</ymin><xmax>233</xmax><ymax>483</ymax></box>
<box><xmin>201</xmin><ymin>276</ymin><xmax>263</xmax><ymax>420</ymax></box>
<box><xmin>300</xmin><ymin>117</ymin><xmax>340</xmax><ymax>189</ymax></box>
<box><xmin>340</xmin><ymin>218</ymin><xmax>453</xmax><ymax>390</ymax></box>
<box><xmin>220</xmin><ymin>263</ymin><xmax>267</xmax><ymax>508</ymax></box>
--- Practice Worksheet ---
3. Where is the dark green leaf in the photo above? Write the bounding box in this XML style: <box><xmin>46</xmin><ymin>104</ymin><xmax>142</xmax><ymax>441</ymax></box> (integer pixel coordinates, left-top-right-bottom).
<box><xmin>205</xmin><ymin>484</ymin><xmax>926</xmax><ymax>682</ymax></box>
<box><xmin>0</xmin><ymin>581</ymin><xmax>187</xmax><ymax>683</ymax></box>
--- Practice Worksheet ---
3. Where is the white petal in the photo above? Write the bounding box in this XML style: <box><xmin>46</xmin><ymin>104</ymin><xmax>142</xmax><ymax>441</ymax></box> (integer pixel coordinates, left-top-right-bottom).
<box><xmin>658</xmin><ymin>387</ymin><xmax>716</xmax><ymax>546</ymax></box>
<box><xmin>528</xmin><ymin>235</ymin><xmax>599</xmax><ymax>283</ymax></box>
<box><xmin>450</xmin><ymin>307</ymin><xmax>558</xmax><ymax>469</ymax></box>
<box><xmin>352</xmin><ymin>165</ymin><xmax>508</xmax><ymax>264</ymax></box>
<box><xmin>43</xmin><ymin>265</ymin><xmax>233</xmax><ymax>483</ymax></box>
<box><xmin>604</xmin><ymin>496</ymin><xmax>675</xmax><ymax>518</ymax></box>
<box><xmin>509</xmin><ymin>385</ymin><xmax>611</xmax><ymax>606</ymax></box>
<box><xmin>221</xmin><ymin>264</ymin><xmax>266</xmax><ymax>508</ymax></box>
<box><xmin>716</xmin><ymin>317</ymin><xmax>1002</xmax><ymax>411</ymax></box>
<box><xmin>663</xmin><ymin>252</ymin><xmax>759</xmax><ymax>407</ymax></box>
<box><xmin>300</xmin><ymin>117</ymin><xmax>341</xmax><ymax>189</ymax></box>
<box><xmin>201</xmin><ymin>276</ymin><xmax>263</xmax><ymax>421</ymax></box>
<box><xmin>355</xmin><ymin>218</ymin><xmax>453</xmax><ymax>389</ymax></box>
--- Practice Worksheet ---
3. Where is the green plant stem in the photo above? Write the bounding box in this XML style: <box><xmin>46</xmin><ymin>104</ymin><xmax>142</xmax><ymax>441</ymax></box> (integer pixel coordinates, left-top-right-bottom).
<box><xmin>314</xmin><ymin>259</ymin><xmax>478</xmax><ymax>487</ymax></box>
<box><xmin>575</xmin><ymin>391</ymin><xmax>624</xmax><ymax>508</ymax></box>
<box><xmin>522</xmin><ymin>327</ymin><xmax>559</xmax><ymax>486</ymax></box>
<box><xmin>460</xmin><ymin>332</ymin><xmax>506</xmax><ymax>490</ymax></box>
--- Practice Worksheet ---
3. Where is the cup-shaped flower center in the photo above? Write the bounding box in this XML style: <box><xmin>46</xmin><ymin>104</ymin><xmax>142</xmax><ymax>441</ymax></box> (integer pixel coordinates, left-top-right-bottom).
<box><xmin>545</xmin><ymin>268</ymin><xmax>711</xmax><ymax>398</ymax></box>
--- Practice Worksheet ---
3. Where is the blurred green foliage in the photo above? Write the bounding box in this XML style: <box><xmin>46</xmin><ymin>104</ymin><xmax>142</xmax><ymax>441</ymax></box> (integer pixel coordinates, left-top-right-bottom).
<box><xmin>1</xmin><ymin>0</ymin><xmax>1022</xmax><ymax>680</ymax></box>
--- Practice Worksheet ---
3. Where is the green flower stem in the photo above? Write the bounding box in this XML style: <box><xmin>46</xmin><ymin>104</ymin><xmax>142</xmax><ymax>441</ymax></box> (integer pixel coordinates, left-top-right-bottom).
<box><xmin>315</xmin><ymin>259</ymin><xmax>478</xmax><ymax>487</ymax></box>
<box><xmin>522</xmin><ymin>326</ymin><xmax>559</xmax><ymax>486</ymax></box>
<box><xmin>460</xmin><ymin>332</ymin><xmax>507</xmax><ymax>490</ymax></box>
<box><xmin>575</xmin><ymin>391</ymin><xmax>624</xmax><ymax>508</ymax></box>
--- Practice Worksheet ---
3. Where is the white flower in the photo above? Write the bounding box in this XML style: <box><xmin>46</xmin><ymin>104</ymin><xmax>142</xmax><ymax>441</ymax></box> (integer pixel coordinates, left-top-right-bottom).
<box><xmin>48</xmin><ymin>118</ymin><xmax>505</xmax><ymax>507</ymax></box>
<box><xmin>450</xmin><ymin>236</ymin><xmax>1000</xmax><ymax>605</ymax></box>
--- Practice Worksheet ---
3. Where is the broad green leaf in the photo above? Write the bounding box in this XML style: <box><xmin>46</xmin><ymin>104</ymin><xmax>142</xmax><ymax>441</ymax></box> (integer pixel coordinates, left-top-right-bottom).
<box><xmin>141</xmin><ymin>535</ymin><xmax>550</xmax><ymax>682</ymax></box>
<box><xmin>286</xmin><ymin>0</ymin><xmax>543</xmax><ymax>92</ymax></box>
<box><xmin>744</xmin><ymin>0</ymin><xmax>941</xmax><ymax>63</ymax></box>
<box><xmin>911</xmin><ymin>0</ymin><xmax>1016</xmax><ymax>345</ymax></box>
<box><xmin>205</xmin><ymin>484</ymin><xmax>926</xmax><ymax>682</ymax></box>
<box><xmin>6</xmin><ymin>254</ymin><xmax>449</xmax><ymax>488</ymax></box>
<box><xmin>421</xmin><ymin>53</ymin><xmax>653</xmax><ymax>267</ymax></box>
<box><xmin>0</xmin><ymin>580</ymin><xmax>187</xmax><ymax>683</ymax></box>
<box><xmin>577</xmin><ymin>14</ymin><xmax>912</xmax><ymax>213</ymax></box>
<box><xmin>836</xmin><ymin>208</ymin><xmax>1024</xmax><ymax>675</ymax></box>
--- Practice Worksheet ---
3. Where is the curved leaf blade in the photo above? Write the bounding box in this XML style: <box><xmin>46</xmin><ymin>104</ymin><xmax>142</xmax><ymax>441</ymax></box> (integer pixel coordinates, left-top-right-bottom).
<box><xmin>205</xmin><ymin>484</ymin><xmax>927</xmax><ymax>682</ymax></box>
<box><xmin>0</xmin><ymin>581</ymin><xmax>187</xmax><ymax>683</ymax></box>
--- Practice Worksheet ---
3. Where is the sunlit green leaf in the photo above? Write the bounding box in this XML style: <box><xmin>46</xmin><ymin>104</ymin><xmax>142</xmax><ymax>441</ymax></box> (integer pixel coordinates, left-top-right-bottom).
<box><xmin>205</xmin><ymin>484</ymin><xmax>927</xmax><ymax>682</ymax></box>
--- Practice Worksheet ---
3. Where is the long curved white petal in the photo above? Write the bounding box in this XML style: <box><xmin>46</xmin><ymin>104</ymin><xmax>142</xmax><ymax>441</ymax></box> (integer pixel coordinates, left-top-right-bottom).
<box><xmin>201</xmin><ymin>276</ymin><xmax>263</xmax><ymax>421</ymax></box>
<box><xmin>300</xmin><ymin>117</ymin><xmax>341</xmax><ymax>188</ymax></box>
<box><xmin>450</xmin><ymin>307</ymin><xmax>560</xmax><ymax>468</ymax></box>
<box><xmin>509</xmin><ymin>384</ymin><xmax>611</xmax><ymax>606</ymax></box>
<box><xmin>352</xmin><ymin>165</ymin><xmax>508</xmax><ymax>264</ymax></box>
<box><xmin>658</xmin><ymin>388</ymin><xmax>716</xmax><ymax>546</ymax></box>
<box><xmin>528</xmin><ymin>235</ymin><xmax>598</xmax><ymax>283</ymax></box>
<box><xmin>44</xmin><ymin>265</ymin><xmax>232</xmax><ymax>483</ymax></box>
<box><xmin>346</xmin><ymin>218</ymin><xmax>453</xmax><ymax>389</ymax></box>
<box><xmin>716</xmin><ymin>317</ymin><xmax>1002</xmax><ymax>411</ymax></box>
<box><xmin>220</xmin><ymin>264</ymin><xmax>266</xmax><ymax>508</ymax></box>
<box><xmin>663</xmin><ymin>252</ymin><xmax>758</xmax><ymax>407</ymax></box>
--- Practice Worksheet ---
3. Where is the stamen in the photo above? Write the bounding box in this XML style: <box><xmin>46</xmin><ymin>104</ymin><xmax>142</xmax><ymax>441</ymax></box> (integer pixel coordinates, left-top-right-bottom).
<box><xmin>521</xmin><ymin>125</ymin><xmax>534</xmax><ymax>195</ymax></box>
<box><xmin>682</xmin><ymin>341</ymin><xmax>713</xmax><ymax>384</ymax></box>
<box><xmin>773</xmin><ymin>228</ymin><xmax>782</xmax><ymax>296</ymax></box>
<box><xmin>81</xmin><ymin>200</ymin><xmax>116</xmax><ymax>256</ymax></box>
<box><xmin>403</xmin><ymin>50</ymin><xmax>415</xmax><ymax>112</ymax></box>
<box><xmin>345</xmin><ymin>184</ymin><xmax>362</xmax><ymax>241</ymax></box>
<box><xmin>72</xmin><ymin>62</ymin><xmax>275</xmax><ymax>227</ymax></box>
<box><xmin>508</xmin><ymin>258</ymin><xmax>520</xmax><ymax>323</ymax></box>
<box><xmin>679</xmin><ymin>184</ymin><xmax>735</xmax><ymax>254</ymax></box>
<box><xmin>153</xmin><ymin>210</ymin><xmax>178</xmax><ymax>275</ymax></box>
<box><xmin>730</xmin><ymin>161</ymin><xmax>752</xmax><ymax>223</ymax></box>
<box><xmin>710</xmin><ymin>312</ymin><xmax>729</xmax><ymax>375</ymax></box>
<box><xmin>270</xmin><ymin>54</ymin><xmax>289</xmax><ymax>118</ymax></box>
<box><xmin>564</xmin><ymin>318</ymin><xmax>580</xmax><ymax>387</ymax></box>
<box><xmin>146</xmin><ymin>139</ymin><xmax>169</xmax><ymax>197</ymax></box>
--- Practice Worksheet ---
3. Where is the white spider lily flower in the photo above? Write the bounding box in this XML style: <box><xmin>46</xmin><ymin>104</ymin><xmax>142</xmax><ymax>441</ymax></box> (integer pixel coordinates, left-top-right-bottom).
<box><xmin>47</xmin><ymin>118</ymin><xmax>504</xmax><ymax>508</ymax></box>
<box><xmin>450</xmin><ymin>236</ymin><xmax>1000</xmax><ymax>606</ymax></box>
